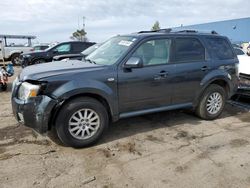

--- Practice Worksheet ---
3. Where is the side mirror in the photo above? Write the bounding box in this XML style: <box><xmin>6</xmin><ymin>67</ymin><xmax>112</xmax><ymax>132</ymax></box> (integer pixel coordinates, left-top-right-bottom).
<box><xmin>124</xmin><ymin>57</ymin><xmax>143</xmax><ymax>69</ymax></box>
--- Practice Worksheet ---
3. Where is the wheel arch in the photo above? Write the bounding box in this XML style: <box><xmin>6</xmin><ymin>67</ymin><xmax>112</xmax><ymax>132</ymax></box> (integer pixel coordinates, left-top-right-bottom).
<box><xmin>194</xmin><ymin>77</ymin><xmax>231</xmax><ymax>107</ymax></box>
<box><xmin>48</xmin><ymin>92</ymin><xmax>115</xmax><ymax>130</ymax></box>
<box><xmin>10</xmin><ymin>52</ymin><xmax>21</xmax><ymax>60</ymax></box>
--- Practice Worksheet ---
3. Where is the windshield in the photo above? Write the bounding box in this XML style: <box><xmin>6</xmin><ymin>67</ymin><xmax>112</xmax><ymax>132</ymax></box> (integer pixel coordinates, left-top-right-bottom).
<box><xmin>81</xmin><ymin>43</ymin><xmax>101</xmax><ymax>56</ymax></box>
<box><xmin>86</xmin><ymin>36</ymin><xmax>137</xmax><ymax>65</ymax></box>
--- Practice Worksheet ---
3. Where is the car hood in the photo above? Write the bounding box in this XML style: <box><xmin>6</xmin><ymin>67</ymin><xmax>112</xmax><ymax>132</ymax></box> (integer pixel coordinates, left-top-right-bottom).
<box><xmin>19</xmin><ymin>60</ymin><xmax>104</xmax><ymax>81</ymax></box>
<box><xmin>238</xmin><ymin>55</ymin><xmax>250</xmax><ymax>75</ymax></box>
<box><xmin>53</xmin><ymin>53</ymin><xmax>83</xmax><ymax>60</ymax></box>
<box><xmin>22</xmin><ymin>50</ymin><xmax>46</xmax><ymax>56</ymax></box>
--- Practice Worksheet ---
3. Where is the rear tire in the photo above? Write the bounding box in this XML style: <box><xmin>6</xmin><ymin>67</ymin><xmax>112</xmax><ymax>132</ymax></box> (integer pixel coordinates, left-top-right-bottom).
<box><xmin>55</xmin><ymin>97</ymin><xmax>109</xmax><ymax>148</ymax></box>
<box><xmin>196</xmin><ymin>84</ymin><xmax>226</xmax><ymax>120</ymax></box>
<box><xmin>11</xmin><ymin>53</ymin><xmax>20</xmax><ymax>66</ymax></box>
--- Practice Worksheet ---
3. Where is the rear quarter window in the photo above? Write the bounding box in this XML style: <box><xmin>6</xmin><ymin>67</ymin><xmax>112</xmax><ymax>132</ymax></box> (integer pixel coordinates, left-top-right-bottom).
<box><xmin>205</xmin><ymin>37</ymin><xmax>235</xmax><ymax>60</ymax></box>
<box><xmin>72</xmin><ymin>42</ymin><xmax>89</xmax><ymax>53</ymax></box>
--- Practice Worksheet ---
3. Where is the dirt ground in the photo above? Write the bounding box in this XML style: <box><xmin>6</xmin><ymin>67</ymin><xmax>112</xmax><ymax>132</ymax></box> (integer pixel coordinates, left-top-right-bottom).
<box><xmin>0</xmin><ymin>66</ymin><xmax>250</xmax><ymax>188</ymax></box>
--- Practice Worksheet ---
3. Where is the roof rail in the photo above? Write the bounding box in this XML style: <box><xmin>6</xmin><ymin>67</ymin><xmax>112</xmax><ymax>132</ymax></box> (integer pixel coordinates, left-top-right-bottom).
<box><xmin>137</xmin><ymin>28</ymin><xmax>172</xmax><ymax>34</ymax></box>
<box><xmin>171</xmin><ymin>29</ymin><xmax>218</xmax><ymax>34</ymax></box>
<box><xmin>136</xmin><ymin>29</ymin><xmax>218</xmax><ymax>35</ymax></box>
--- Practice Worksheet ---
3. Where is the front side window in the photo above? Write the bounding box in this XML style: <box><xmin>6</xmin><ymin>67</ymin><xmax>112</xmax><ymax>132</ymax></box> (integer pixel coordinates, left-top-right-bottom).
<box><xmin>132</xmin><ymin>39</ymin><xmax>171</xmax><ymax>66</ymax></box>
<box><xmin>55</xmin><ymin>43</ymin><xmax>71</xmax><ymax>52</ymax></box>
<box><xmin>175</xmin><ymin>38</ymin><xmax>205</xmax><ymax>62</ymax></box>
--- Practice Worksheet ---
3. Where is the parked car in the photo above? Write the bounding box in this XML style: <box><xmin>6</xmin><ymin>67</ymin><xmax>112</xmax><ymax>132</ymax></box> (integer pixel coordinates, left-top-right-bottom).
<box><xmin>231</xmin><ymin>43</ymin><xmax>242</xmax><ymax>49</ymax></box>
<box><xmin>247</xmin><ymin>43</ymin><xmax>250</xmax><ymax>56</ymax></box>
<box><xmin>234</xmin><ymin>47</ymin><xmax>250</xmax><ymax>96</ymax></box>
<box><xmin>12</xmin><ymin>29</ymin><xmax>239</xmax><ymax>148</ymax></box>
<box><xmin>20</xmin><ymin>41</ymin><xmax>95</xmax><ymax>67</ymax></box>
<box><xmin>0</xmin><ymin>34</ymin><xmax>36</xmax><ymax>65</ymax></box>
<box><xmin>31</xmin><ymin>44</ymin><xmax>50</xmax><ymax>51</ymax></box>
<box><xmin>53</xmin><ymin>43</ymin><xmax>101</xmax><ymax>61</ymax></box>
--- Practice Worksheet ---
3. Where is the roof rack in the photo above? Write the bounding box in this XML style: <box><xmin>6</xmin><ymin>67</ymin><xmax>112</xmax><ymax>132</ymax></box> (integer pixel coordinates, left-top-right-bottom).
<box><xmin>136</xmin><ymin>29</ymin><xmax>218</xmax><ymax>35</ymax></box>
<box><xmin>172</xmin><ymin>29</ymin><xmax>218</xmax><ymax>34</ymax></box>
<box><xmin>137</xmin><ymin>28</ymin><xmax>172</xmax><ymax>34</ymax></box>
<box><xmin>0</xmin><ymin>34</ymin><xmax>36</xmax><ymax>39</ymax></box>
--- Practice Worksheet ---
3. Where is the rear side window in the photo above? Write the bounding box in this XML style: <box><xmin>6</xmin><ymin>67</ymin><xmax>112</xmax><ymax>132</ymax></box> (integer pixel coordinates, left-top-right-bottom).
<box><xmin>206</xmin><ymin>38</ymin><xmax>234</xmax><ymax>60</ymax></box>
<box><xmin>72</xmin><ymin>42</ymin><xmax>89</xmax><ymax>53</ymax></box>
<box><xmin>175</xmin><ymin>38</ymin><xmax>205</xmax><ymax>62</ymax></box>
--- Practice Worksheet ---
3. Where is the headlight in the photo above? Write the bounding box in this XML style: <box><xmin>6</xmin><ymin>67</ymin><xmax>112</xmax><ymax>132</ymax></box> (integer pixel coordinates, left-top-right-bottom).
<box><xmin>18</xmin><ymin>82</ymin><xmax>40</xmax><ymax>100</ymax></box>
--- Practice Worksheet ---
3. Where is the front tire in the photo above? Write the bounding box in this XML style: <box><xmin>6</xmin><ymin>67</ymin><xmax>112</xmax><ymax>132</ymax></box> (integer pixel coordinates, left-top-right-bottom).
<box><xmin>55</xmin><ymin>97</ymin><xmax>109</xmax><ymax>148</ymax></box>
<box><xmin>196</xmin><ymin>84</ymin><xmax>226</xmax><ymax>120</ymax></box>
<box><xmin>33</xmin><ymin>59</ymin><xmax>46</xmax><ymax>65</ymax></box>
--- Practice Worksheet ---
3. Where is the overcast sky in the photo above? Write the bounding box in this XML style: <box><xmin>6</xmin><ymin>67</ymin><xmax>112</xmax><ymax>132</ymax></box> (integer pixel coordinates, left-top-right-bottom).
<box><xmin>0</xmin><ymin>0</ymin><xmax>249</xmax><ymax>43</ymax></box>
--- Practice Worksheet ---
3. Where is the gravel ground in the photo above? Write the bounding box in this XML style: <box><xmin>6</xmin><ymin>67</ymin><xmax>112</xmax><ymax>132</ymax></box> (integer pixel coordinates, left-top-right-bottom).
<box><xmin>0</xmin><ymin>66</ymin><xmax>250</xmax><ymax>188</ymax></box>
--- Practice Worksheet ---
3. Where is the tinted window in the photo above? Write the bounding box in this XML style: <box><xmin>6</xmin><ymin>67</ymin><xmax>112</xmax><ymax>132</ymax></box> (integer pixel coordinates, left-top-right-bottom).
<box><xmin>175</xmin><ymin>38</ymin><xmax>205</xmax><ymax>62</ymax></box>
<box><xmin>72</xmin><ymin>42</ymin><xmax>87</xmax><ymax>53</ymax></box>
<box><xmin>234</xmin><ymin>48</ymin><xmax>245</xmax><ymax>55</ymax></box>
<box><xmin>132</xmin><ymin>39</ymin><xmax>171</xmax><ymax>66</ymax></box>
<box><xmin>206</xmin><ymin>38</ymin><xmax>234</xmax><ymax>60</ymax></box>
<box><xmin>55</xmin><ymin>43</ymin><xmax>71</xmax><ymax>52</ymax></box>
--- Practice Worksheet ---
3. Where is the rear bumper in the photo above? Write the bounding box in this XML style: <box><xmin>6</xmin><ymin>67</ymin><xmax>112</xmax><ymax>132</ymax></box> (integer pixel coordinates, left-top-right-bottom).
<box><xmin>11</xmin><ymin>95</ymin><xmax>57</xmax><ymax>133</ymax></box>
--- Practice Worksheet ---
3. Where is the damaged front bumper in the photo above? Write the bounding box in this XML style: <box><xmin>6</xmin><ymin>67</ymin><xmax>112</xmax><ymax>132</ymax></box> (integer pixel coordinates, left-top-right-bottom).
<box><xmin>11</xmin><ymin>95</ymin><xmax>57</xmax><ymax>134</ymax></box>
<box><xmin>237</xmin><ymin>73</ymin><xmax>250</xmax><ymax>96</ymax></box>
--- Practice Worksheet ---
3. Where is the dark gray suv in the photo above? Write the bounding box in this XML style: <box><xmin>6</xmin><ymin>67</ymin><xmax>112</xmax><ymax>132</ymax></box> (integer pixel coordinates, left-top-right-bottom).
<box><xmin>12</xmin><ymin>29</ymin><xmax>239</xmax><ymax>147</ymax></box>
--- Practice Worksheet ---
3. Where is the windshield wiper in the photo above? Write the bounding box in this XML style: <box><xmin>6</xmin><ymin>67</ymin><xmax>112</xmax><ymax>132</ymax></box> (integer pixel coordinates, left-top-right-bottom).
<box><xmin>85</xmin><ymin>59</ymin><xmax>96</xmax><ymax>64</ymax></box>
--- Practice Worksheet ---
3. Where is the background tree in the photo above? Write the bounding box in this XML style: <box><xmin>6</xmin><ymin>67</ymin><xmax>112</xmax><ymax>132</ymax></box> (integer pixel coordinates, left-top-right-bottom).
<box><xmin>151</xmin><ymin>21</ymin><xmax>160</xmax><ymax>31</ymax></box>
<box><xmin>70</xmin><ymin>29</ymin><xmax>88</xmax><ymax>41</ymax></box>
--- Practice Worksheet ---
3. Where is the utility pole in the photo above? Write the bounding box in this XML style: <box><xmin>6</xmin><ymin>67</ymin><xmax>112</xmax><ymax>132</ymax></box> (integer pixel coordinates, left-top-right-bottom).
<box><xmin>83</xmin><ymin>16</ymin><xmax>86</xmax><ymax>30</ymax></box>
<box><xmin>82</xmin><ymin>16</ymin><xmax>86</xmax><ymax>41</ymax></box>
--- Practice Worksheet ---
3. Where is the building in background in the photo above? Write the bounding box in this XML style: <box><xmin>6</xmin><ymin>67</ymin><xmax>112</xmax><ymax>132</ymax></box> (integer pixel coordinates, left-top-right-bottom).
<box><xmin>175</xmin><ymin>17</ymin><xmax>250</xmax><ymax>43</ymax></box>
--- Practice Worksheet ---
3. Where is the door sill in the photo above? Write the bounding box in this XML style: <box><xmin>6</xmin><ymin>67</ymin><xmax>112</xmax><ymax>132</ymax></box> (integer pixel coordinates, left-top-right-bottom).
<box><xmin>119</xmin><ymin>103</ymin><xmax>192</xmax><ymax>119</ymax></box>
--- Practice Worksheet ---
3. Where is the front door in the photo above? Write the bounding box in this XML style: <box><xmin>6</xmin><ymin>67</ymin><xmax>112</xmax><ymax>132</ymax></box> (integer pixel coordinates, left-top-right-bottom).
<box><xmin>118</xmin><ymin>38</ymin><xmax>175</xmax><ymax>113</ymax></box>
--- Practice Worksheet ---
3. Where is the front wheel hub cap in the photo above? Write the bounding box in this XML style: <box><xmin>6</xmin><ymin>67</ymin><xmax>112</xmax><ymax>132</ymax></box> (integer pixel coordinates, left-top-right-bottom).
<box><xmin>68</xmin><ymin>108</ymin><xmax>100</xmax><ymax>140</ymax></box>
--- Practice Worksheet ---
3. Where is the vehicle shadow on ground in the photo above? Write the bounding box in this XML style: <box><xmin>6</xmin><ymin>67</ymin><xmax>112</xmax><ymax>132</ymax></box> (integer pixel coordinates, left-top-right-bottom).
<box><xmin>47</xmin><ymin>103</ymin><xmax>248</xmax><ymax>147</ymax></box>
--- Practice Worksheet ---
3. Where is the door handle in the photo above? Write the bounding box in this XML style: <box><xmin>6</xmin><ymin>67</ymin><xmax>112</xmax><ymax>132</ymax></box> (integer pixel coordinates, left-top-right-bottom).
<box><xmin>201</xmin><ymin>66</ymin><xmax>210</xmax><ymax>71</ymax></box>
<box><xmin>154</xmin><ymin>71</ymin><xmax>168</xmax><ymax>80</ymax></box>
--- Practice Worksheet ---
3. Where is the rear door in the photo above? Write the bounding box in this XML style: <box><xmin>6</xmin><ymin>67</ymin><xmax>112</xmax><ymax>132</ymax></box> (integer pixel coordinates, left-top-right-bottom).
<box><xmin>171</xmin><ymin>37</ymin><xmax>208</xmax><ymax>104</ymax></box>
<box><xmin>71</xmin><ymin>42</ymin><xmax>94</xmax><ymax>53</ymax></box>
<box><xmin>118</xmin><ymin>37</ymin><xmax>176</xmax><ymax>113</ymax></box>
